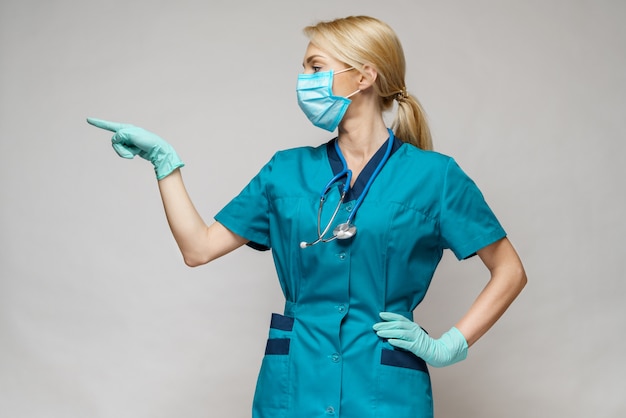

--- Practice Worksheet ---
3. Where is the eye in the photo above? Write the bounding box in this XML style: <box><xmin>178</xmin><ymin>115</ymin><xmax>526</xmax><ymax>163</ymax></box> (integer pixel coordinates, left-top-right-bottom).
<box><xmin>312</xmin><ymin>66</ymin><xmax>322</xmax><ymax>73</ymax></box>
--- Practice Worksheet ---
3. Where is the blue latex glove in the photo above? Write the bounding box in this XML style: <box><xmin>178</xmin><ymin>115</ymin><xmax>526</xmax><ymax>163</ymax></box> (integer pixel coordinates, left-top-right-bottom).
<box><xmin>373</xmin><ymin>312</ymin><xmax>468</xmax><ymax>368</ymax></box>
<box><xmin>87</xmin><ymin>118</ymin><xmax>184</xmax><ymax>180</ymax></box>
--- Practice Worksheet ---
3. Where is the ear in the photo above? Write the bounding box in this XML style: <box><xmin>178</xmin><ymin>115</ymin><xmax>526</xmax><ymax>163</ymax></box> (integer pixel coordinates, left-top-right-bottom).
<box><xmin>358</xmin><ymin>64</ymin><xmax>378</xmax><ymax>90</ymax></box>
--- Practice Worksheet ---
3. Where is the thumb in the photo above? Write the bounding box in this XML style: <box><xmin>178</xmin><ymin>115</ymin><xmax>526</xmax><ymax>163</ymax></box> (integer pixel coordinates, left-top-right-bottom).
<box><xmin>112</xmin><ymin>142</ymin><xmax>140</xmax><ymax>159</ymax></box>
<box><xmin>379</xmin><ymin>312</ymin><xmax>411</xmax><ymax>322</ymax></box>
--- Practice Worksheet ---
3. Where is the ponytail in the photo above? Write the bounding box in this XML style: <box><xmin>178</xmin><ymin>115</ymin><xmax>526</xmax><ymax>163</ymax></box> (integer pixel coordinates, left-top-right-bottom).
<box><xmin>393</xmin><ymin>91</ymin><xmax>433</xmax><ymax>150</ymax></box>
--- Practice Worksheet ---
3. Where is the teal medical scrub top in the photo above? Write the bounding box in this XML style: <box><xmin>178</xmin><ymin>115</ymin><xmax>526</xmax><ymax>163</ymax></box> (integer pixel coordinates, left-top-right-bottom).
<box><xmin>215</xmin><ymin>138</ymin><xmax>506</xmax><ymax>418</ymax></box>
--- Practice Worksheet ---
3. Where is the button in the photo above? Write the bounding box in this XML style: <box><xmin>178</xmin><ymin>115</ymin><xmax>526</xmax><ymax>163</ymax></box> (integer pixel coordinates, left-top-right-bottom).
<box><xmin>330</xmin><ymin>353</ymin><xmax>341</xmax><ymax>363</ymax></box>
<box><xmin>336</xmin><ymin>252</ymin><xmax>346</xmax><ymax>260</ymax></box>
<box><xmin>345</xmin><ymin>203</ymin><xmax>353</xmax><ymax>212</ymax></box>
<box><xmin>325</xmin><ymin>406</ymin><xmax>335</xmax><ymax>414</ymax></box>
<box><xmin>336</xmin><ymin>304</ymin><xmax>346</xmax><ymax>313</ymax></box>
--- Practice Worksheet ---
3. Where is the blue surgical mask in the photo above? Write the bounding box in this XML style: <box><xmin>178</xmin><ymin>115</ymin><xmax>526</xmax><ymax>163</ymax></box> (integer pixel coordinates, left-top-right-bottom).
<box><xmin>296</xmin><ymin>68</ymin><xmax>360</xmax><ymax>132</ymax></box>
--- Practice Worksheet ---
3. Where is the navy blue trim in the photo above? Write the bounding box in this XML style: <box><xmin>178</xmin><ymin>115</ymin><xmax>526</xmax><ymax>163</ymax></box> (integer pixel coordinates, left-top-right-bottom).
<box><xmin>381</xmin><ymin>348</ymin><xmax>429</xmax><ymax>374</ymax></box>
<box><xmin>246</xmin><ymin>241</ymin><xmax>270</xmax><ymax>251</ymax></box>
<box><xmin>270</xmin><ymin>313</ymin><xmax>294</xmax><ymax>331</ymax></box>
<box><xmin>265</xmin><ymin>338</ymin><xmax>290</xmax><ymax>355</ymax></box>
<box><xmin>327</xmin><ymin>135</ymin><xmax>403</xmax><ymax>201</ymax></box>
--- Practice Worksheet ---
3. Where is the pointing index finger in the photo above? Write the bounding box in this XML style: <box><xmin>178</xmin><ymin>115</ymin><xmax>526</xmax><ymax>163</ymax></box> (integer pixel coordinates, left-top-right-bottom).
<box><xmin>86</xmin><ymin>117</ymin><xmax>130</xmax><ymax>132</ymax></box>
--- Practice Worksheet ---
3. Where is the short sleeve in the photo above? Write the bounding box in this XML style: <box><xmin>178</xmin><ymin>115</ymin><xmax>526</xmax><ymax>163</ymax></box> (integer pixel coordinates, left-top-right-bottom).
<box><xmin>440</xmin><ymin>158</ymin><xmax>506</xmax><ymax>260</ymax></box>
<box><xmin>214</xmin><ymin>155</ymin><xmax>275</xmax><ymax>251</ymax></box>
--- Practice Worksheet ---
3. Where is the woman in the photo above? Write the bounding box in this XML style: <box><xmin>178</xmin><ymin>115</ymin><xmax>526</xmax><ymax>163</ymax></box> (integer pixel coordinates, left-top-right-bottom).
<box><xmin>88</xmin><ymin>15</ymin><xmax>526</xmax><ymax>418</ymax></box>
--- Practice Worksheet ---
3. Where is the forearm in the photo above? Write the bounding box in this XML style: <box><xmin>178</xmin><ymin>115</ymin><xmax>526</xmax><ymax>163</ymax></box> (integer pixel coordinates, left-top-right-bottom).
<box><xmin>157</xmin><ymin>169</ymin><xmax>213</xmax><ymax>266</ymax></box>
<box><xmin>455</xmin><ymin>238</ymin><xmax>527</xmax><ymax>347</ymax></box>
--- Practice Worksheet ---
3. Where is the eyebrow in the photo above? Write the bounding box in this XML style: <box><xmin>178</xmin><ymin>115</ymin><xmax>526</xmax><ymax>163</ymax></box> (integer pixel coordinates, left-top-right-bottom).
<box><xmin>302</xmin><ymin>54</ymin><xmax>326</xmax><ymax>67</ymax></box>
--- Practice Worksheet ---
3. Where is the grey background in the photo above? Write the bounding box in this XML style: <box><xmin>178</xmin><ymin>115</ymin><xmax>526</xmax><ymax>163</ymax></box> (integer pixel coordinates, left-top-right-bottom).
<box><xmin>1</xmin><ymin>0</ymin><xmax>624</xmax><ymax>417</ymax></box>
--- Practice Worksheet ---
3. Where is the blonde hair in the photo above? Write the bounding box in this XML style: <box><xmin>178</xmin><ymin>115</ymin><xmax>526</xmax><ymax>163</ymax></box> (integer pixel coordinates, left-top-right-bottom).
<box><xmin>303</xmin><ymin>16</ymin><xmax>433</xmax><ymax>150</ymax></box>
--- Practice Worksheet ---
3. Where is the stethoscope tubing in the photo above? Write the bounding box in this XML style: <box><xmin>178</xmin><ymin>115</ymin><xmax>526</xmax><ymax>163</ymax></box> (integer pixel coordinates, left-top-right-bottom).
<box><xmin>301</xmin><ymin>128</ymin><xmax>395</xmax><ymax>248</ymax></box>
<box><xmin>339</xmin><ymin>132</ymin><xmax>394</xmax><ymax>225</ymax></box>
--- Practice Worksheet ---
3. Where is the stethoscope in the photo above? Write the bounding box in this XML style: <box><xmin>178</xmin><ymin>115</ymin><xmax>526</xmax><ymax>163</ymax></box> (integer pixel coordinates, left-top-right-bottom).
<box><xmin>300</xmin><ymin>128</ymin><xmax>395</xmax><ymax>248</ymax></box>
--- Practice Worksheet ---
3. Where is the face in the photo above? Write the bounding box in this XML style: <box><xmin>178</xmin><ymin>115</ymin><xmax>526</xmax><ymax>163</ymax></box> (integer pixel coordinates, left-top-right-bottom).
<box><xmin>302</xmin><ymin>43</ymin><xmax>360</xmax><ymax>97</ymax></box>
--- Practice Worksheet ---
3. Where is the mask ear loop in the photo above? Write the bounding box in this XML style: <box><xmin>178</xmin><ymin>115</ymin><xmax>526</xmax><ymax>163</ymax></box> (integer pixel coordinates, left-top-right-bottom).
<box><xmin>334</xmin><ymin>67</ymin><xmax>361</xmax><ymax>100</ymax></box>
<box><xmin>346</xmin><ymin>89</ymin><xmax>361</xmax><ymax>99</ymax></box>
<box><xmin>334</xmin><ymin>67</ymin><xmax>355</xmax><ymax>75</ymax></box>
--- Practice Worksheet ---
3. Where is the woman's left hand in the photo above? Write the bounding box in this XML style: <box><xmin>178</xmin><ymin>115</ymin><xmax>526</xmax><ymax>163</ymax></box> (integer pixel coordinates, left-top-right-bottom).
<box><xmin>373</xmin><ymin>312</ymin><xmax>468</xmax><ymax>367</ymax></box>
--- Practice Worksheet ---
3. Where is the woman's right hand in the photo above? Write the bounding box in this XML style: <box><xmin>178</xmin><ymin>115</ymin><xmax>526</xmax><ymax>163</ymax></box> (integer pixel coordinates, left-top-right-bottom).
<box><xmin>87</xmin><ymin>117</ymin><xmax>184</xmax><ymax>180</ymax></box>
<box><xmin>87</xmin><ymin>118</ymin><xmax>247</xmax><ymax>265</ymax></box>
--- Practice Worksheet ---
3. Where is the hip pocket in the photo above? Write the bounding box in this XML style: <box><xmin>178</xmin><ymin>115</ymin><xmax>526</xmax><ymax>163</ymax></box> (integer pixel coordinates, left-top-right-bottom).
<box><xmin>381</xmin><ymin>348</ymin><xmax>428</xmax><ymax>373</ymax></box>
<box><xmin>253</xmin><ymin>313</ymin><xmax>293</xmax><ymax>417</ymax></box>
<box><xmin>375</xmin><ymin>349</ymin><xmax>433</xmax><ymax>418</ymax></box>
<box><xmin>265</xmin><ymin>313</ymin><xmax>294</xmax><ymax>353</ymax></box>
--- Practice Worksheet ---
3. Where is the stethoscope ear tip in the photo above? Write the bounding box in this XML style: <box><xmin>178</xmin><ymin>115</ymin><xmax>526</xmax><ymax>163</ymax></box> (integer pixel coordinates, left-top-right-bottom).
<box><xmin>300</xmin><ymin>241</ymin><xmax>308</xmax><ymax>249</ymax></box>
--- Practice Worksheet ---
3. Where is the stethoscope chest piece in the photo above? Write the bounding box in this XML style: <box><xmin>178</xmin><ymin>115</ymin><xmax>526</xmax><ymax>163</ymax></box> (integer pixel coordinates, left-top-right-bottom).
<box><xmin>300</xmin><ymin>128</ymin><xmax>395</xmax><ymax>249</ymax></box>
<box><xmin>333</xmin><ymin>222</ymin><xmax>356</xmax><ymax>239</ymax></box>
